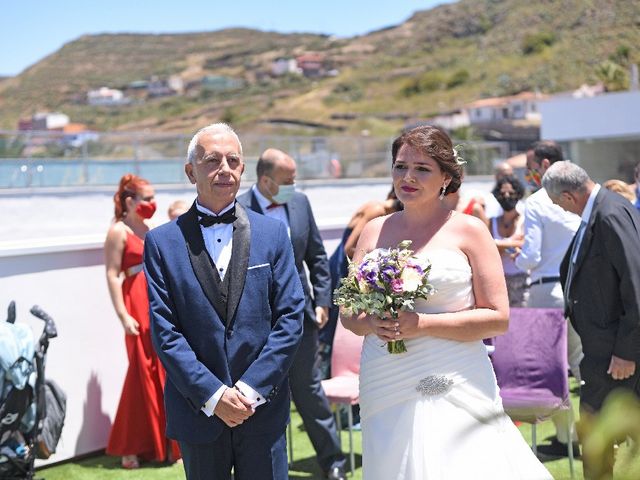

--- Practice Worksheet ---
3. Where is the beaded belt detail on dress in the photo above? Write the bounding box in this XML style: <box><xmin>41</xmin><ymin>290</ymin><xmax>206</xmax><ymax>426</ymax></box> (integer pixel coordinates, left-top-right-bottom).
<box><xmin>124</xmin><ymin>264</ymin><xmax>143</xmax><ymax>277</ymax></box>
<box><xmin>416</xmin><ymin>375</ymin><xmax>454</xmax><ymax>396</ymax></box>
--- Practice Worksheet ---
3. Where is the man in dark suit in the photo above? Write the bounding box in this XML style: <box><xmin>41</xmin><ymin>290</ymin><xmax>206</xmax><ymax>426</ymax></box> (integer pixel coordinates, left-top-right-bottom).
<box><xmin>543</xmin><ymin>160</ymin><xmax>640</xmax><ymax>479</ymax></box>
<box><xmin>144</xmin><ymin>124</ymin><xmax>305</xmax><ymax>480</ymax></box>
<box><xmin>238</xmin><ymin>149</ymin><xmax>346</xmax><ymax>480</ymax></box>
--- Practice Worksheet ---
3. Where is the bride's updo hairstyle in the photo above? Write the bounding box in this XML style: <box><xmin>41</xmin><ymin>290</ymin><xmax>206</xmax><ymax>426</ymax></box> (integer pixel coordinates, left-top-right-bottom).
<box><xmin>391</xmin><ymin>125</ymin><xmax>463</xmax><ymax>196</ymax></box>
<box><xmin>114</xmin><ymin>173</ymin><xmax>150</xmax><ymax>220</ymax></box>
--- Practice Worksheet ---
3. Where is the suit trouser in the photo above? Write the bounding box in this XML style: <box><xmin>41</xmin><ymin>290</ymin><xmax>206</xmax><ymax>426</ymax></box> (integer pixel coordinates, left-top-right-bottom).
<box><xmin>289</xmin><ymin>321</ymin><xmax>345</xmax><ymax>472</ymax></box>
<box><xmin>528</xmin><ymin>281</ymin><xmax>584</xmax><ymax>443</ymax></box>
<box><xmin>178</xmin><ymin>428</ymin><xmax>287</xmax><ymax>480</ymax></box>
<box><xmin>578</xmin><ymin>357</ymin><xmax>640</xmax><ymax>479</ymax></box>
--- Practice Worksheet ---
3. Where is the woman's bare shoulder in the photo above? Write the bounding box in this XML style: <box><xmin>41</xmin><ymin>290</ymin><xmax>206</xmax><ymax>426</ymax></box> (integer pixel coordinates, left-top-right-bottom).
<box><xmin>106</xmin><ymin>221</ymin><xmax>129</xmax><ymax>242</ymax></box>
<box><xmin>449</xmin><ymin>210</ymin><xmax>489</xmax><ymax>232</ymax></box>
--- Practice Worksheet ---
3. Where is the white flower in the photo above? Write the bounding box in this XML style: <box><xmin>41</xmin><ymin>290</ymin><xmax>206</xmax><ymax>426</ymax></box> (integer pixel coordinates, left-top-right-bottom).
<box><xmin>400</xmin><ymin>266</ymin><xmax>422</xmax><ymax>292</ymax></box>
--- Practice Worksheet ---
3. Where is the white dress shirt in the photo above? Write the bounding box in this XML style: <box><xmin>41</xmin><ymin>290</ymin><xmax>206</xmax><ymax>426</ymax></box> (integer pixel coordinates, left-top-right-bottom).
<box><xmin>251</xmin><ymin>185</ymin><xmax>291</xmax><ymax>237</ymax></box>
<box><xmin>515</xmin><ymin>187</ymin><xmax>581</xmax><ymax>282</ymax></box>
<box><xmin>196</xmin><ymin>201</ymin><xmax>234</xmax><ymax>280</ymax></box>
<box><xmin>196</xmin><ymin>200</ymin><xmax>266</xmax><ymax>417</ymax></box>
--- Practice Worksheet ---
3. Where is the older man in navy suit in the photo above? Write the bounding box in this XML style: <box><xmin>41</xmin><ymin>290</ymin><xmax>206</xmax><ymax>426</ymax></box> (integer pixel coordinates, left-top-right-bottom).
<box><xmin>144</xmin><ymin>124</ymin><xmax>305</xmax><ymax>480</ymax></box>
<box><xmin>238</xmin><ymin>149</ymin><xmax>346</xmax><ymax>480</ymax></box>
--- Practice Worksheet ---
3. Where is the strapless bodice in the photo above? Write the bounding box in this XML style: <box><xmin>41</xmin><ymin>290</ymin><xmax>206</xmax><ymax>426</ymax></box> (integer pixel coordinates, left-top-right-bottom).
<box><xmin>411</xmin><ymin>248</ymin><xmax>474</xmax><ymax>314</ymax></box>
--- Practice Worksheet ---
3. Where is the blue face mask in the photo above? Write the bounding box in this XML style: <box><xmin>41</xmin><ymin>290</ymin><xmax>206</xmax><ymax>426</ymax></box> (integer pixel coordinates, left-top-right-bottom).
<box><xmin>268</xmin><ymin>178</ymin><xmax>296</xmax><ymax>204</ymax></box>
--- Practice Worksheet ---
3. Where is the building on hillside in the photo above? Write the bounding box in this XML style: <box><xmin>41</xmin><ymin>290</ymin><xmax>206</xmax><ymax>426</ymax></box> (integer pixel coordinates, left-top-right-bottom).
<box><xmin>17</xmin><ymin>119</ymin><xmax>33</xmax><ymax>130</ymax></box>
<box><xmin>271</xmin><ymin>57</ymin><xmax>301</xmax><ymax>76</ymax></box>
<box><xmin>416</xmin><ymin>109</ymin><xmax>470</xmax><ymax>131</ymax></box>
<box><xmin>31</xmin><ymin>112</ymin><xmax>70</xmax><ymax>130</ymax></box>
<box><xmin>147</xmin><ymin>75</ymin><xmax>183</xmax><ymax>98</ymax></box>
<box><xmin>61</xmin><ymin>124</ymin><xmax>99</xmax><ymax>148</ymax></box>
<box><xmin>540</xmin><ymin>89</ymin><xmax>640</xmax><ymax>183</ymax></box>
<box><xmin>296</xmin><ymin>53</ymin><xmax>329</xmax><ymax>78</ymax></box>
<box><xmin>201</xmin><ymin>75</ymin><xmax>244</xmax><ymax>92</ymax></box>
<box><xmin>127</xmin><ymin>80</ymin><xmax>149</xmax><ymax>90</ymax></box>
<box><xmin>471</xmin><ymin>121</ymin><xmax>541</xmax><ymax>155</ymax></box>
<box><xmin>87</xmin><ymin>87</ymin><xmax>128</xmax><ymax>106</ymax></box>
<box><xmin>466</xmin><ymin>92</ymin><xmax>545</xmax><ymax>124</ymax></box>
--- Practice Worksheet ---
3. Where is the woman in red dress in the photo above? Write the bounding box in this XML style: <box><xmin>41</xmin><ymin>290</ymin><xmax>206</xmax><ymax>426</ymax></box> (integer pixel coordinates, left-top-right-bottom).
<box><xmin>104</xmin><ymin>174</ymin><xmax>180</xmax><ymax>469</ymax></box>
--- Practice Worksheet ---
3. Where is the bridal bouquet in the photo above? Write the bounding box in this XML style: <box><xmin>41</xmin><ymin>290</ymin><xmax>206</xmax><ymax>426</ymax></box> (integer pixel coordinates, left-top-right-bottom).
<box><xmin>334</xmin><ymin>240</ymin><xmax>435</xmax><ymax>354</ymax></box>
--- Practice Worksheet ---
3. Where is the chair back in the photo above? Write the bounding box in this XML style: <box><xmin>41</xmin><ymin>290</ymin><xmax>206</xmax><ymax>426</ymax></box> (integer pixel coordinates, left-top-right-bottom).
<box><xmin>330</xmin><ymin>319</ymin><xmax>364</xmax><ymax>378</ymax></box>
<box><xmin>492</xmin><ymin>308</ymin><xmax>569</xmax><ymax>402</ymax></box>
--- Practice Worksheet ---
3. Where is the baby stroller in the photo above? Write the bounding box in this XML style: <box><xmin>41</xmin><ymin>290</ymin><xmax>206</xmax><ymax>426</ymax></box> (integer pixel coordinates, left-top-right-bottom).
<box><xmin>0</xmin><ymin>302</ymin><xmax>59</xmax><ymax>479</ymax></box>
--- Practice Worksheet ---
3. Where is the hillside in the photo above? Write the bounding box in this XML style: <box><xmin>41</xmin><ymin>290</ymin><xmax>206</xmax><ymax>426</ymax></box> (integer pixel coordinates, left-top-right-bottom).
<box><xmin>1</xmin><ymin>0</ymin><xmax>639</xmax><ymax>136</ymax></box>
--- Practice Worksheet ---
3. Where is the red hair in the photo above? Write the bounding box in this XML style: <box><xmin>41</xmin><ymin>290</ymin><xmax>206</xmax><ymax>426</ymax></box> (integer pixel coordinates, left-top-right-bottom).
<box><xmin>114</xmin><ymin>174</ymin><xmax>149</xmax><ymax>220</ymax></box>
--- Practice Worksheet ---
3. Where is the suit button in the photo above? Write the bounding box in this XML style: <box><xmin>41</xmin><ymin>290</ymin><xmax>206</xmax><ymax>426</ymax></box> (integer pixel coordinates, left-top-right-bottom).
<box><xmin>227</xmin><ymin>330</ymin><xmax>233</xmax><ymax>338</ymax></box>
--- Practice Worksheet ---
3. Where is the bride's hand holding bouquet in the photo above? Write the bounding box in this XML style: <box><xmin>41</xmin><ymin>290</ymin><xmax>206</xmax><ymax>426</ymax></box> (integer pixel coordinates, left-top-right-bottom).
<box><xmin>334</xmin><ymin>240</ymin><xmax>435</xmax><ymax>354</ymax></box>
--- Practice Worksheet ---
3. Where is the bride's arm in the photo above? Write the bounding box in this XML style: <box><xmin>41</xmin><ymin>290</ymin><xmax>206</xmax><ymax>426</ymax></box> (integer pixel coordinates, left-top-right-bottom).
<box><xmin>340</xmin><ymin>218</ymin><xmax>399</xmax><ymax>340</ymax></box>
<box><xmin>398</xmin><ymin>215</ymin><xmax>509</xmax><ymax>342</ymax></box>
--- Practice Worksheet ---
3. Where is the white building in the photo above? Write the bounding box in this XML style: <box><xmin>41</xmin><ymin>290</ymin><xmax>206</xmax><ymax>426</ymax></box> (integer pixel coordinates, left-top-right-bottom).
<box><xmin>87</xmin><ymin>87</ymin><xmax>127</xmax><ymax>106</ymax></box>
<box><xmin>271</xmin><ymin>57</ymin><xmax>300</xmax><ymax>76</ymax></box>
<box><xmin>31</xmin><ymin>112</ymin><xmax>69</xmax><ymax>130</ymax></box>
<box><xmin>466</xmin><ymin>92</ymin><xmax>545</xmax><ymax>124</ymax></box>
<box><xmin>425</xmin><ymin>109</ymin><xmax>471</xmax><ymax>130</ymax></box>
<box><xmin>540</xmin><ymin>90</ymin><xmax>640</xmax><ymax>182</ymax></box>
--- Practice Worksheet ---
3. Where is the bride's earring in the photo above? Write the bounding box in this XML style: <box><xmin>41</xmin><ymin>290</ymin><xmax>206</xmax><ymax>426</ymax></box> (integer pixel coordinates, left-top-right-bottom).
<box><xmin>439</xmin><ymin>184</ymin><xmax>447</xmax><ymax>200</ymax></box>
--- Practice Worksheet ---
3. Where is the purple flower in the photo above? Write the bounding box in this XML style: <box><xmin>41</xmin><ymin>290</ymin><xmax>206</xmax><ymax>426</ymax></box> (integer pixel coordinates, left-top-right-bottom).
<box><xmin>380</xmin><ymin>264</ymin><xmax>399</xmax><ymax>283</ymax></box>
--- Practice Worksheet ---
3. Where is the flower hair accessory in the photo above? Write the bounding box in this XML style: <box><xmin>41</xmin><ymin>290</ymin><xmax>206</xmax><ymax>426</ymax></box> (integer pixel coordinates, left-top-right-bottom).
<box><xmin>453</xmin><ymin>145</ymin><xmax>466</xmax><ymax>166</ymax></box>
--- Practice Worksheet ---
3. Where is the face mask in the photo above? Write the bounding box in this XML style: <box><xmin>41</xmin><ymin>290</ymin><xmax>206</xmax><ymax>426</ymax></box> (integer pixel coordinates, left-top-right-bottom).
<box><xmin>497</xmin><ymin>196</ymin><xmax>518</xmax><ymax>212</ymax></box>
<box><xmin>268</xmin><ymin>177</ymin><xmax>296</xmax><ymax>204</ymax></box>
<box><xmin>525</xmin><ymin>168</ymin><xmax>542</xmax><ymax>191</ymax></box>
<box><xmin>136</xmin><ymin>201</ymin><xmax>157</xmax><ymax>219</ymax></box>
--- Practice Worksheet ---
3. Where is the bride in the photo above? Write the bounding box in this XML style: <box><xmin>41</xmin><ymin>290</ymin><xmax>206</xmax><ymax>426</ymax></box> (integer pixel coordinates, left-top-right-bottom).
<box><xmin>341</xmin><ymin>125</ymin><xmax>552</xmax><ymax>479</ymax></box>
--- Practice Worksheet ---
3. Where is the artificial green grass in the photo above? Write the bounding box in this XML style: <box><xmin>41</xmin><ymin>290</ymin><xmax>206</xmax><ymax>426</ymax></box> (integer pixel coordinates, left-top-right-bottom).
<box><xmin>38</xmin><ymin>386</ymin><xmax>640</xmax><ymax>479</ymax></box>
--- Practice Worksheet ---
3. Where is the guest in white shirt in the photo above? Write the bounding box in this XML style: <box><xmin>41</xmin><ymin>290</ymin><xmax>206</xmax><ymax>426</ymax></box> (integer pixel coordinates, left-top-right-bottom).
<box><xmin>515</xmin><ymin>141</ymin><xmax>584</xmax><ymax>458</ymax></box>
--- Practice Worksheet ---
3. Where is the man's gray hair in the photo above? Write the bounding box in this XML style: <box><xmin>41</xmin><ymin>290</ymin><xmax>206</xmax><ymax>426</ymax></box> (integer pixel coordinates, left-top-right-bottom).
<box><xmin>186</xmin><ymin>123</ymin><xmax>243</xmax><ymax>165</ymax></box>
<box><xmin>542</xmin><ymin>160</ymin><xmax>590</xmax><ymax>197</ymax></box>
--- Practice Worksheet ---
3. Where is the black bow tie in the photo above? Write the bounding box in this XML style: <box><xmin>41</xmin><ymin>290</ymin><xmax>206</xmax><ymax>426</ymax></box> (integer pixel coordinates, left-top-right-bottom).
<box><xmin>198</xmin><ymin>207</ymin><xmax>237</xmax><ymax>227</ymax></box>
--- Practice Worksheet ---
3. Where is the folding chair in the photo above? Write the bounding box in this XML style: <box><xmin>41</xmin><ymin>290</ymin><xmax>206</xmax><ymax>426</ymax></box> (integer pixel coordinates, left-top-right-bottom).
<box><xmin>492</xmin><ymin>307</ymin><xmax>576</xmax><ymax>478</ymax></box>
<box><xmin>321</xmin><ymin>319</ymin><xmax>364</xmax><ymax>476</ymax></box>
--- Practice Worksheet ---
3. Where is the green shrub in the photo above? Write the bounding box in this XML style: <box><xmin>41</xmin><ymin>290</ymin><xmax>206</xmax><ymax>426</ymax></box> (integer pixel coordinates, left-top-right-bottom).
<box><xmin>446</xmin><ymin>69</ymin><xmax>470</xmax><ymax>89</ymax></box>
<box><xmin>522</xmin><ymin>32</ymin><xmax>556</xmax><ymax>55</ymax></box>
<box><xmin>400</xmin><ymin>72</ymin><xmax>444</xmax><ymax>97</ymax></box>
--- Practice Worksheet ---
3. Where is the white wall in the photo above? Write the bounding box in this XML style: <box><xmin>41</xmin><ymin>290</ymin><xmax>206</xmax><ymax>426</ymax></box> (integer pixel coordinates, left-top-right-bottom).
<box><xmin>541</xmin><ymin>90</ymin><xmax>640</xmax><ymax>141</ymax></box>
<box><xmin>0</xmin><ymin>243</ymin><xmax>127</xmax><ymax>465</ymax></box>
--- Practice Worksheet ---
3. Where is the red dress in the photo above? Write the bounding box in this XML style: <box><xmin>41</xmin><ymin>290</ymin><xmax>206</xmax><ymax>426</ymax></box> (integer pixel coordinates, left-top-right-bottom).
<box><xmin>106</xmin><ymin>232</ymin><xmax>180</xmax><ymax>462</ymax></box>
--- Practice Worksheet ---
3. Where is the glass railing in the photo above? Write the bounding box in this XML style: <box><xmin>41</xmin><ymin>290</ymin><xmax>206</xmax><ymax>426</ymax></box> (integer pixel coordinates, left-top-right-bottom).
<box><xmin>0</xmin><ymin>130</ymin><xmax>508</xmax><ymax>188</ymax></box>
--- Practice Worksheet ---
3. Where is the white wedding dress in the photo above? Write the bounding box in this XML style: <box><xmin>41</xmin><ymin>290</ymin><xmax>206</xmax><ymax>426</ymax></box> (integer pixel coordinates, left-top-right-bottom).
<box><xmin>359</xmin><ymin>249</ymin><xmax>552</xmax><ymax>480</ymax></box>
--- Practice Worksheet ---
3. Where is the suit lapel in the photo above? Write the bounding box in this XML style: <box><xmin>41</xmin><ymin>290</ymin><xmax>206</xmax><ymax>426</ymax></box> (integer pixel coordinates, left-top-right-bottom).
<box><xmin>179</xmin><ymin>202</ymin><xmax>227</xmax><ymax>323</ymax></box>
<box><xmin>248</xmin><ymin>190</ymin><xmax>263</xmax><ymax>214</ymax></box>
<box><xmin>285</xmin><ymin>198</ymin><xmax>303</xmax><ymax>263</ymax></box>
<box><xmin>226</xmin><ymin>203</ymin><xmax>251</xmax><ymax>330</ymax></box>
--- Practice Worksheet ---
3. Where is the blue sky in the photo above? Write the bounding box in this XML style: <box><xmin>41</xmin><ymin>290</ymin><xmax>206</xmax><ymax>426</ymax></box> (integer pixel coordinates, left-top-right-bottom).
<box><xmin>0</xmin><ymin>0</ymin><xmax>455</xmax><ymax>77</ymax></box>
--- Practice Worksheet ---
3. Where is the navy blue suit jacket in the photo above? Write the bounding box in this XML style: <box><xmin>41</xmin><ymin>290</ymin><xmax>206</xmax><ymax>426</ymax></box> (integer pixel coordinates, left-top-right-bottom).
<box><xmin>237</xmin><ymin>189</ymin><xmax>331</xmax><ymax>327</ymax></box>
<box><xmin>144</xmin><ymin>202</ymin><xmax>305</xmax><ymax>443</ymax></box>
